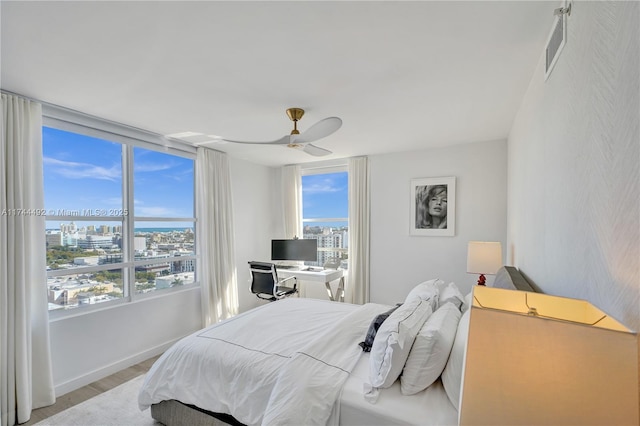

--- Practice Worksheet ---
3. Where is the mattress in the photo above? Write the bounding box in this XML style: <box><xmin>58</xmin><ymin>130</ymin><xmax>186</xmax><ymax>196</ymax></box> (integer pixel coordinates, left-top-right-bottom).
<box><xmin>337</xmin><ymin>352</ymin><xmax>458</xmax><ymax>426</ymax></box>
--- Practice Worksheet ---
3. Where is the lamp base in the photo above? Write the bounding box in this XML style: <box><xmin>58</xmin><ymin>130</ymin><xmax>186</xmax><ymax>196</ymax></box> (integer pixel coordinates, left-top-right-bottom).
<box><xmin>476</xmin><ymin>274</ymin><xmax>487</xmax><ymax>286</ymax></box>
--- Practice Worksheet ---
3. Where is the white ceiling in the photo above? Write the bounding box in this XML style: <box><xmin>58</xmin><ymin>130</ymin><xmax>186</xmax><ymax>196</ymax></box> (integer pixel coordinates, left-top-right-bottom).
<box><xmin>1</xmin><ymin>1</ymin><xmax>556</xmax><ymax>167</ymax></box>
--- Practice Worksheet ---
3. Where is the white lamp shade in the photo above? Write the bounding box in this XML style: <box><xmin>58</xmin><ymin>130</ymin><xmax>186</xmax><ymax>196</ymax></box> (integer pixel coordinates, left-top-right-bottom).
<box><xmin>460</xmin><ymin>286</ymin><xmax>639</xmax><ymax>425</ymax></box>
<box><xmin>466</xmin><ymin>241</ymin><xmax>502</xmax><ymax>275</ymax></box>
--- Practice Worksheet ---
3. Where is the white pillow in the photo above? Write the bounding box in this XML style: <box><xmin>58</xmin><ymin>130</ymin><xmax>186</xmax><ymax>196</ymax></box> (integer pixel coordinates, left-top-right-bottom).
<box><xmin>369</xmin><ymin>297</ymin><xmax>433</xmax><ymax>388</ymax></box>
<box><xmin>405</xmin><ymin>278</ymin><xmax>442</xmax><ymax>306</ymax></box>
<box><xmin>441</xmin><ymin>306</ymin><xmax>471</xmax><ymax>410</ymax></box>
<box><xmin>461</xmin><ymin>291</ymin><xmax>473</xmax><ymax>313</ymax></box>
<box><xmin>400</xmin><ymin>302</ymin><xmax>462</xmax><ymax>395</ymax></box>
<box><xmin>438</xmin><ymin>281</ymin><xmax>466</xmax><ymax>310</ymax></box>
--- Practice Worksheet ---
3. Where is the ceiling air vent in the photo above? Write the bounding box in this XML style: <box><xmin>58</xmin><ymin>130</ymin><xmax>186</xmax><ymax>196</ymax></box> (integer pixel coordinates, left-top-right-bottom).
<box><xmin>544</xmin><ymin>1</ymin><xmax>571</xmax><ymax>80</ymax></box>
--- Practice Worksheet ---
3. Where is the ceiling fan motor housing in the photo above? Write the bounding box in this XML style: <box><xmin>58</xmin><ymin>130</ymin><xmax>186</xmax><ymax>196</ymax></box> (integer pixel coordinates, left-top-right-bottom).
<box><xmin>286</xmin><ymin>108</ymin><xmax>304</xmax><ymax>135</ymax></box>
<box><xmin>286</xmin><ymin>107</ymin><xmax>304</xmax><ymax>121</ymax></box>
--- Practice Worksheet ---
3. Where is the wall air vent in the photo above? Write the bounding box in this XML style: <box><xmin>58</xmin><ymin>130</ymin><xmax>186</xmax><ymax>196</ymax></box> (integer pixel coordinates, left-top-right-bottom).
<box><xmin>544</xmin><ymin>1</ymin><xmax>571</xmax><ymax>80</ymax></box>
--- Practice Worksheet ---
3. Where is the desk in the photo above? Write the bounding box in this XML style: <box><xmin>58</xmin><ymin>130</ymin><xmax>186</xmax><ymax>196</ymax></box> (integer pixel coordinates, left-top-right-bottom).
<box><xmin>277</xmin><ymin>268</ymin><xmax>345</xmax><ymax>302</ymax></box>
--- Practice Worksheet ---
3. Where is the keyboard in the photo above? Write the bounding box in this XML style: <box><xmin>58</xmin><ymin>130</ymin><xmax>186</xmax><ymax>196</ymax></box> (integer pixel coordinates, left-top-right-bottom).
<box><xmin>276</xmin><ymin>265</ymin><xmax>325</xmax><ymax>272</ymax></box>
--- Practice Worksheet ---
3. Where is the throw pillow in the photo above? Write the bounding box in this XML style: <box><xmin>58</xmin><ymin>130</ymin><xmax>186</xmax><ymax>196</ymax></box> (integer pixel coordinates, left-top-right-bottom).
<box><xmin>438</xmin><ymin>281</ymin><xmax>466</xmax><ymax>310</ymax></box>
<box><xmin>359</xmin><ymin>304</ymin><xmax>401</xmax><ymax>352</ymax></box>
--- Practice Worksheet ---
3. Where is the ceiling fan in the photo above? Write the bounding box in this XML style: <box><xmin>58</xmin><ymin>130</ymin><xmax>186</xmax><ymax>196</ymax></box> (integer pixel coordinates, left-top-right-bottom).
<box><xmin>223</xmin><ymin>108</ymin><xmax>342</xmax><ymax>157</ymax></box>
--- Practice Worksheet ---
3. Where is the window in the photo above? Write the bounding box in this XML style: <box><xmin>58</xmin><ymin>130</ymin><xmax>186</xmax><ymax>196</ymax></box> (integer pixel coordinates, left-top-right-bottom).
<box><xmin>43</xmin><ymin>114</ymin><xmax>196</xmax><ymax>314</ymax></box>
<box><xmin>301</xmin><ymin>168</ymin><xmax>348</xmax><ymax>269</ymax></box>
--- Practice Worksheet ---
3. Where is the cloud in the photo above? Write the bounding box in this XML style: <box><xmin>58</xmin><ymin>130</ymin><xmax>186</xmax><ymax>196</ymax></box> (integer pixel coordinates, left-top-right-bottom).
<box><xmin>302</xmin><ymin>177</ymin><xmax>345</xmax><ymax>194</ymax></box>
<box><xmin>165</xmin><ymin>168</ymin><xmax>194</xmax><ymax>182</ymax></box>
<box><xmin>44</xmin><ymin>157</ymin><xmax>121</xmax><ymax>181</ymax></box>
<box><xmin>134</xmin><ymin>162</ymin><xmax>175</xmax><ymax>173</ymax></box>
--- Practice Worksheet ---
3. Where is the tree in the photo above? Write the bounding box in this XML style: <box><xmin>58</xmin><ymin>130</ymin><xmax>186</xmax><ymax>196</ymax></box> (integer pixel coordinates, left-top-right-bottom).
<box><xmin>135</xmin><ymin>271</ymin><xmax>156</xmax><ymax>282</ymax></box>
<box><xmin>86</xmin><ymin>285</ymin><xmax>108</xmax><ymax>295</ymax></box>
<box><xmin>135</xmin><ymin>282</ymin><xmax>156</xmax><ymax>292</ymax></box>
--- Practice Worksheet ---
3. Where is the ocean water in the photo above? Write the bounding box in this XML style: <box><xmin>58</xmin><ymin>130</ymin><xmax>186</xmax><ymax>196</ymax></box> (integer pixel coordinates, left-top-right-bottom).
<box><xmin>134</xmin><ymin>228</ymin><xmax>191</xmax><ymax>233</ymax></box>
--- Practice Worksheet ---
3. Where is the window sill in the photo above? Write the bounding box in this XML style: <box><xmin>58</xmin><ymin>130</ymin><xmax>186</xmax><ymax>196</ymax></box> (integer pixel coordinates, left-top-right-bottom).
<box><xmin>48</xmin><ymin>284</ymin><xmax>200</xmax><ymax>323</ymax></box>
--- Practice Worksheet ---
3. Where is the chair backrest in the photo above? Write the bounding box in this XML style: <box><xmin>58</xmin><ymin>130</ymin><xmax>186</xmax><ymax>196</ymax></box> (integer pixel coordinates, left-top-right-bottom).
<box><xmin>323</xmin><ymin>257</ymin><xmax>341</xmax><ymax>270</ymax></box>
<box><xmin>248</xmin><ymin>261</ymin><xmax>278</xmax><ymax>298</ymax></box>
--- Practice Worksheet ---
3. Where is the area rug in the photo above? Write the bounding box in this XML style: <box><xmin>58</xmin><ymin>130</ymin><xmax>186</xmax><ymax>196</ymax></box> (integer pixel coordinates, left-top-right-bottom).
<box><xmin>35</xmin><ymin>375</ymin><xmax>158</xmax><ymax>426</ymax></box>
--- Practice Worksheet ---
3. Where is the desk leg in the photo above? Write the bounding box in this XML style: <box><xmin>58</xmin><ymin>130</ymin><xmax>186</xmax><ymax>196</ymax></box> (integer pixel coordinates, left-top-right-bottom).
<box><xmin>324</xmin><ymin>282</ymin><xmax>336</xmax><ymax>301</ymax></box>
<box><xmin>324</xmin><ymin>277</ymin><xmax>345</xmax><ymax>302</ymax></box>
<box><xmin>335</xmin><ymin>277</ymin><xmax>345</xmax><ymax>302</ymax></box>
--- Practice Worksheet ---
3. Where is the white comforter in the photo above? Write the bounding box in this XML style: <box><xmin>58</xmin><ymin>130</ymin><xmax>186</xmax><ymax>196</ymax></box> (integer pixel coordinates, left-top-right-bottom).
<box><xmin>138</xmin><ymin>298</ymin><xmax>390</xmax><ymax>426</ymax></box>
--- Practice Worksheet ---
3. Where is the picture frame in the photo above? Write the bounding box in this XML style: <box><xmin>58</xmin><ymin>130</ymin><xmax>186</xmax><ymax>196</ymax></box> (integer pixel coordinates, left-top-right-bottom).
<box><xmin>410</xmin><ymin>176</ymin><xmax>455</xmax><ymax>236</ymax></box>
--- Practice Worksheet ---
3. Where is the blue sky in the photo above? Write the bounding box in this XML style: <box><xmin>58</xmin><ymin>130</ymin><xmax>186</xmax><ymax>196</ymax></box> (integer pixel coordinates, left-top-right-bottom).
<box><xmin>43</xmin><ymin>127</ymin><xmax>194</xmax><ymax>227</ymax></box>
<box><xmin>43</xmin><ymin>126</ymin><xmax>347</xmax><ymax>229</ymax></box>
<box><xmin>302</xmin><ymin>172</ymin><xmax>348</xmax><ymax>227</ymax></box>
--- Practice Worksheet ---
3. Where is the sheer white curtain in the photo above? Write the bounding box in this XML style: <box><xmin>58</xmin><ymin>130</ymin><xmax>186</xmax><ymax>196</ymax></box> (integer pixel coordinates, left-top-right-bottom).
<box><xmin>196</xmin><ymin>148</ymin><xmax>239</xmax><ymax>327</ymax></box>
<box><xmin>281</xmin><ymin>165</ymin><xmax>304</xmax><ymax>295</ymax></box>
<box><xmin>281</xmin><ymin>165</ymin><xmax>302</xmax><ymax>240</ymax></box>
<box><xmin>346</xmin><ymin>156</ymin><xmax>370</xmax><ymax>304</ymax></box>
<box><xmin>1</xmin><ymin>93</ymin><xmax>55</xmax><ymax>426</ymax></box>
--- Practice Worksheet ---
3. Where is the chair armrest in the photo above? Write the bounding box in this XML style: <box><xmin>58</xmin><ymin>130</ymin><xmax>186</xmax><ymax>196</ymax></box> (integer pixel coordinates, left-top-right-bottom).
<box><xmin>279</xmin><ymin>275</ymin><xmax>297</xmax><ymax>289</ymax></box>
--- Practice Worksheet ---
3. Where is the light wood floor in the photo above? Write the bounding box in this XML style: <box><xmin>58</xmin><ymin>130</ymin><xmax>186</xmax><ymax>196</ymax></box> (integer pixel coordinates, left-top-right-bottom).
<box><xmin>22</xmin><ymin>354</ymin><xmax>162</xmax><ymax>425</ymax></box>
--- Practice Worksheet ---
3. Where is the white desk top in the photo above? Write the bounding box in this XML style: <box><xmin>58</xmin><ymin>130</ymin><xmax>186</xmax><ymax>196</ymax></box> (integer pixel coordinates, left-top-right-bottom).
<box><xmin>277</xmin><ymin>267</ymin><xmax>343</xmax><ymax>283</ymax></box>
<box><xmin>276</xmin><ymin>267</ymin><xmax>345</xmax><ymax>302</ymax></box>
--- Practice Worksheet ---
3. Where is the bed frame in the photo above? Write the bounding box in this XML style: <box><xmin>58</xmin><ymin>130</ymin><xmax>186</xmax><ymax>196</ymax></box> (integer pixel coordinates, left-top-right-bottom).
<box><xmin>150</xmin><ymin>266</ymin><xmax>536</xmax><ymax>426</ymax></box>
<box><xmin>151</xmin><ymin>400</ymin><xmax>244</xmax><ymax>426</ymax></box>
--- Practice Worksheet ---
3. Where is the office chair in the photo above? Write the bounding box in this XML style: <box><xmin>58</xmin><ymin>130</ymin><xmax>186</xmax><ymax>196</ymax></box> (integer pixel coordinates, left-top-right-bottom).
<box><xmin>248</xmin><ymin>261</ymin><xmax>298</xmax><ymax>301</ymax></box>
<box><xmin>323</xmin><ymin>257</ymin><xmax>341</xmax><ymax>270</ymax></box>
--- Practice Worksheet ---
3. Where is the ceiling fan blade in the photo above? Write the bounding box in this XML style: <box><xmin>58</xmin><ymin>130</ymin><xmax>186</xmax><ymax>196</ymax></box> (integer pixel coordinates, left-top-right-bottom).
<box><xmin>222</xmin><ymin>134</ymin><xmax>292</xmax><ymax>145</ymax></box>
<box><xmin>296</xmin><ymin>117</ymin><xmax>342</xmax><ymax>144</ymax></box>
<box><xmin>303</xmin><ymin>143</ymin><xmax>332</xmax><ymax>157</ymax></box>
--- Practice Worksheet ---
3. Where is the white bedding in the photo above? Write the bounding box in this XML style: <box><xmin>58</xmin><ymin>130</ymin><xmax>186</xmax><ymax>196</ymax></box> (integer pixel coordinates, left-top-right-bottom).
<box><xmin>138</xmin><ymin>298</ymin><xmax>390</xmax><ymax>426</ymax></box>
<box><xmin>338</xmin><ymin>353</ymin><xmax>458</xmax><ymax>426</ymax></box>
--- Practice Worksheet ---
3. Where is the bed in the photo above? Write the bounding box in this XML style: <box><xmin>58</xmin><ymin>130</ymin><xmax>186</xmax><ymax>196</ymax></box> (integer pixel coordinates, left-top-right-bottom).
<box><xmin>138</xmin><ymin>266</ymin><xmax>535</xmax><ymax>426</ymax></box>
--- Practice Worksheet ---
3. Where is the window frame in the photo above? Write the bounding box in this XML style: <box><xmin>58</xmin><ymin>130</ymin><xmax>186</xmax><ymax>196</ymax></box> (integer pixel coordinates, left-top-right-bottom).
<box><xmin>43</xmin><ymin>106</ymin><xmax>198</xmax><ymax>318</ymax></box>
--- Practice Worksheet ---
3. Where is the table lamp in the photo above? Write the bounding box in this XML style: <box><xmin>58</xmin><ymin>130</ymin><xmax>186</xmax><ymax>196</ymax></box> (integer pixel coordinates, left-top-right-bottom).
<box><xmin>466</xmin><ymin>241</ymin><xmax>502</xmax><ymax>285</ymax></box>
<box><xmin>460</xmin><ymin>285</ymin><xmax>639</xmax><ymax>425</ymax></box>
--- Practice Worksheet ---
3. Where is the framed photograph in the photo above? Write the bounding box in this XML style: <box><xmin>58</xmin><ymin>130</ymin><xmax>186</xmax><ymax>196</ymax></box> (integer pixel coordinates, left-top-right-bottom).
<box><xmin>410</xmin><ymin>176</ymin><xmax>456</xmax><ymax>236</ymax></box>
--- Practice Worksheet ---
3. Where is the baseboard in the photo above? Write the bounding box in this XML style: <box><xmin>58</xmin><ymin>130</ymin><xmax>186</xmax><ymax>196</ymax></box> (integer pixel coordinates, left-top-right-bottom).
<box><xmin>54</xmin><ymin>337</ymin><xmax>180</xmax><ymax>397</ymax></box>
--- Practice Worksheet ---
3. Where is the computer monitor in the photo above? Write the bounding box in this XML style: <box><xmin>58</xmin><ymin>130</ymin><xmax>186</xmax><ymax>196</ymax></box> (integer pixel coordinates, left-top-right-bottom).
<box><xmin>271</xmin><ymin>239</ymin><xmax>317</xmax><ymax>262</ymax></box>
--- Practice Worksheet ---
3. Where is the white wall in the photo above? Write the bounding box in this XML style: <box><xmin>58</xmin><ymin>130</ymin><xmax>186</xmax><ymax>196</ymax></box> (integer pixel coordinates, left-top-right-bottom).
<box><xmin>369</xmin><ymin>140</ymin><xmax>508</xmax><ymax>304</ymax></box>
<box><xmin>49</xmin><ymin>288</ymin><xmax>202</xmax><ymax>396</ymax></box>
<box><xmin>508</xmin><ymin>1</ymin><xmax>639</xmax><ymax>330</ymax></box>
<box><xmin>229</xmin><ymin>156</ymin><xmax>282</xmax><ymax>313</ymax></box>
